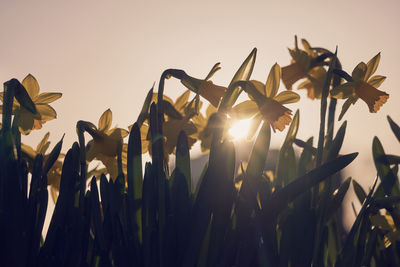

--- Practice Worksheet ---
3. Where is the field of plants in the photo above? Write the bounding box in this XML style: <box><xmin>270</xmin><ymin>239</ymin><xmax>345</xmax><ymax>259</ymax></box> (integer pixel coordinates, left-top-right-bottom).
<box><xmin>0</xmin><ymin>37</ymin><xmax>399</xmax><ymax>267</ymax></box>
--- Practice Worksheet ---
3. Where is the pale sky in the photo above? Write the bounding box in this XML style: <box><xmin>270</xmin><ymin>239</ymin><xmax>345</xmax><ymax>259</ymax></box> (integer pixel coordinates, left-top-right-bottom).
<box><xmin>1</xmin><ymin>0</ymin><xmax>400</xmax><ymax>226</ymax></box>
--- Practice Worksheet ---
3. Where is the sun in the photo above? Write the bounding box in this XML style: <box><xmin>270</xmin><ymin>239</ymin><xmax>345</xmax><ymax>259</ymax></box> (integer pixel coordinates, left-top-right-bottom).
<box><xmin>228</xmin><ymin>118</ymin><xmax>253</xmax><ymax>140</ymax></box>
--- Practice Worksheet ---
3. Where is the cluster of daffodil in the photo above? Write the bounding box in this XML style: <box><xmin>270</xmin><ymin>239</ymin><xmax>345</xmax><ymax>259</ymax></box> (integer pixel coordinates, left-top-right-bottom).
<box><xmin>280</xmin><ymin>36</ymin><xmax>389</xmax><ymax>119</ymax></box>
<box><xmin>0</xmin><ymin>37</ymin><xmax>390</xmax><ymax>203</ymax></box>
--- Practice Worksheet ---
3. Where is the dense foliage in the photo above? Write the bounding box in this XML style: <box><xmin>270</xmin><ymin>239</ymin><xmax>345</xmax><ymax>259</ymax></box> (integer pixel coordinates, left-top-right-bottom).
<box><xmin>0</xmin><ymin>37</ymin><xmax>399</xmax><ymax>267</ymax></box>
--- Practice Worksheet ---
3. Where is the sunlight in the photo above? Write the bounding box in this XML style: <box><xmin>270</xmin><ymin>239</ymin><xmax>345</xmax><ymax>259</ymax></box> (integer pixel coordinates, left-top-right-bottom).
<box><xmin>228</xmin><ymin>118</ymin><xmax>253</xmax><ymax>140</ymax></box>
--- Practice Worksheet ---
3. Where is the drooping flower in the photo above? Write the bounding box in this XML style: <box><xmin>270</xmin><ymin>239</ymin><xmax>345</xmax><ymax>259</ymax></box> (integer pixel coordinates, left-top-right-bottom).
<box><xmin>0</xmin><ymin>74</ymin><xmax>62</xmax><ymax>135</ymax></box>
<box><xmin>132</xmin><ymin>90</ymin><xmax>198</xmax><ymax>157</ymax></box>
<box><xmin>85</xmin><ymin>109</ymin><xmax>129</xmax><ymax>179</ymax></box>
<box><xmin>281</xmin><ymin>38</ymin><xmax>330</xmax><ymax>99</ymax></box>
<box><xmin>180</xmin><ymin>63</ymin><xmax>227</xmax><ymax>107</ymax></box>
<box><xmin>231</xmin><ymin>63</ymin><xmax>300</xmax><ymax>133</ymax></box>
<box><xmin>331</xmin><ymin>53</ymin><xmax>389</xmax><ymax>119</ymax></box>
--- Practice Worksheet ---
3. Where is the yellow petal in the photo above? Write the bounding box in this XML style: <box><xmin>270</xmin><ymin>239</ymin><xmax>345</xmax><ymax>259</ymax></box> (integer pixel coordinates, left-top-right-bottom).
<box><xmin>198</xmin><ymin>80</ymin><xmax>226</xmax><ymax>107</ymax></box>
<box><xmin>265</xmin><ymin>63</ymin><xmax>281</xmax><ymax>98</ymax></box>
<box><xmin>18</xmin><ymin>110</ymin><xmax>35</xmax><ymax>135</ymax></box>
<box><xmin>36</xmin><ymin>104</ymin><xmax>57</xmax><ymax>120</ymax></box>
<box><xmin>273</xmin><ymin>91</ymin><xmax>300</xmax><ymax>104</ymax></box>
<box><xmin>365</xmin><ymin>53</ymin><xmax>381</xmax><ymax>81</ymax></box>
<box><xmin>367</xmin><ymin>75</ymin><xmax>386</xmax><ymax>88</ymax></box>
<box><xmin>351</xmin><ymin>62</ymin><xmax>367</xmax><ymax>82</ymax></box>
<box><xmin>36</xmin><ymin>92</ymin><xmax>62</xmax><ymax>104</ymax></box>
<box><xmin>355</xmin><ymin>81</ymin><xmax>389</xmax><ymax>113</ymax></box>
<box><xmin>174</xmin><ymin>90</ymin><xmax>190</xmax><ymax>111</ymax></box>
<box><xmin>21</xmin><ymin>143</ymin><xmax>37</xmax><ymax>159</ymax></box>
<box><xmin>22</xmin><ymin>74</ymin><xmax>40</xmax><ymax>99</ymax></box>
<box><xmin>249</xmin><ymin>80</ymin><xmax>265</xmax><ymax>99</ymax></box>
<box><xmin>281</xmin><ymin>63</ymin><xmax>307</xmax><ymax>90</ymax></box>
<box><xmin>330</xmin><ymin>82</ymin><xmax>355</xmax><ymax>99</ymax></box>
<box><xmin>258</xmin><ymin>98</ymin><xmax>292</xmax><ymax>132</ymax></box>
<box><xmin>230</xmin><ymin>100</ymin><xmax>258</xmax><ymax>120</ymax></box>
<box><xmin>98</xmin><ymin>109</ymin><xmax>112</xmax><ymax>132</ymax></box>
<box><xmin>204</xmin><ymin>62</ymin><xmax>221</xmax><ymax>81</ymax></box>
<box><xmin>85</xmin><ymin>140</ymin><xmax>98</xmax><ymax>162</ymax></box>
<box><xmin>205</xmin><ymin>104</ymin><xmax>217</xmax><ymax>118</ymax></box>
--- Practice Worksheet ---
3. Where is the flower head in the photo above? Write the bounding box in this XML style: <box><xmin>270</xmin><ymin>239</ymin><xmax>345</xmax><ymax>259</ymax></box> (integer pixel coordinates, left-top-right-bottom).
<box><xmin>231</xmin><ymin>63</ymin><xmax>300</xmax><ymax>133</ymax></box>
<box><xmin>281</xmin><ymin>38</ymin><xmax>318</xmax><ymax>90</ymax></box>
<box><xmin>331</xmin><ymin>53</ymin><xmax>389</xmax><ymax>118</ymax></box>
<box><xmin>0</xmin><ymin>74</ymin><xmax>62</xmax><ymax>135</ymax></box>
<box><xmin>85</xmin><ymin>109</ymin><xmax>129</xmax><ymax>179</ymax></box>
<box><xmin>134</xmin><ymin>91</ymin><xmax>198</xmax><ymax>157</ymax></box>
<box><xmin>180</xmin><ymin>63</ymin><xmax>227</xmax><ymax>107</ymax></box>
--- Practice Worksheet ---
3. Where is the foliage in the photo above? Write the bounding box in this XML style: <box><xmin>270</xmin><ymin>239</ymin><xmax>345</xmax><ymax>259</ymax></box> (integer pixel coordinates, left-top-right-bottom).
<box><xmin>0</xmin><ymin>37</ymin><xmax>398</xmax><ymax>267</ymax></box>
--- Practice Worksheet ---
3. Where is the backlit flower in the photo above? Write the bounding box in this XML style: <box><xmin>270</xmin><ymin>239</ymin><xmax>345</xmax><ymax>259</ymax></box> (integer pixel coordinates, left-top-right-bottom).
<box><xmin>231</xmin><ymin>63</ymin><xmax>300</xmax><ymax>133</ymax></box>
<box><xmin>281</xmin><ymin>38</ymin><xmax>319</xmax><ymax>90</ymax></box>
<box><xmin>180</xmin><ymin>63</ymin><xmax>227</xmax><ymax>107</ymax></box>
<box><xmin>331</xmin><ymin>53</ymin><xmax>389</xmax><ymax>118</ymax></box>
<box><xmin>85</xmin><ymin>109</ymin><xmax>129</xmax><ymax>179</ymax></box>
<box><xmin>0</xmin><ymin>74</ymin><xmax>62</xmax><ymax>135</ymax></box>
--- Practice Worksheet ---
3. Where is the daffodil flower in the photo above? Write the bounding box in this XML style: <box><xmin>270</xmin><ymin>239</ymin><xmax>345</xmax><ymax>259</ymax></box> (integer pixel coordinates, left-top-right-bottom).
<box><xmin>281</xmin><ymin>37</ymin><xmax>329</xmax><ymax>93</ymax></box>
<box><xmin>231</xmin><ymin>63</ymin><xmax>300</xmax><ymax>133</ymax></box>
<box><xmin>191</xmin><ymin>103</ymin><xmax>220</xmax><ymax>152</ymax></box>
<box><xmin>297</xmin><ymin>66</ymin><xmax>327</xmax><ymax>99</ymax></box>
<box><xmin>0</xmin><ymin>74</ymin><xmax>62</xmax><ymax>135</ymax></box>
<box><xmin>331</xmin><ymin>53</ymin><xmax>389</xmax><ymax>119</ymax></box>
<box><xmin>136</xmin><ymin>91</ymin><xmax>198</xmax><ymax>157</ymax></box>
<box><xmin>179</xmin><ymin>63</ymin><xmax>227</xmax><ymax>107</ymax></box>
<box><xmin>85</xmin><ymin>109</ymin><xmax>129</xmax><ymax>179</ymax></box>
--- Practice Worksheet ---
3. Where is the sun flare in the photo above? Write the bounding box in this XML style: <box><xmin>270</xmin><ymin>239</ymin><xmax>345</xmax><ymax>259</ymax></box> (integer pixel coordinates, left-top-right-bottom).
<box><xmin>228</xmin><ymin>118</ymin><xmax>253</xmax><ymax>140</ymax></box>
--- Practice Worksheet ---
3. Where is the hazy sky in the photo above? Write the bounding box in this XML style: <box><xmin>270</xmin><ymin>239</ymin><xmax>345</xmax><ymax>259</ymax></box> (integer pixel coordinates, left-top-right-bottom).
<box><xmin>1</xmin><ymin>0</ymin><xmax>399</xmax><ymax>211</ymax></box>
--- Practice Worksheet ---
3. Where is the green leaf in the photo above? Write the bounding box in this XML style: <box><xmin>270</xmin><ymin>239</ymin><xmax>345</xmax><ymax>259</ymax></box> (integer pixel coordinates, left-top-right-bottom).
<box><xmin>176</xmin><ymin>130</ymin><xmax>192</xmax><ymax>193</ymax></box>
<box><xmin>283</xmin><ymin>109</ymin><xmax>300</xmax><ymax>144</ymax></box>
<box><xmin>372</xmin><ymin>137</ymin><xmax>399</xmax><ymax>196</ymax></box>
<box><xmin>247</xmin><ymin>122</ymin><xmax>271</xmax><ymax>181</ymax></box>
<box><xmin>326</xmin><ymin>120</ymin><xmax>347</xmax><ymax>161</ymax></box>
<box><xmin>43</xmin><ymin>134</ymin><xmax>64</xmax><ymax>174</ymax></box>
<box><xmin>387</xmin><ymin>115</ymin><xmax>400</xmax><ymax>142</ymax></box>
<box><xmin>219</xmin><ymin>48</ymin><xmax>257</xmax><ymax>111</ymax></box>
<box><xmin>137</xmin><ymin>86</ymin><xmax>154</xmax><ymax>127</ymax></box>
<box><xmin>327</xmin><ymin>177</ymin><xmax>351</xmax><ymax>219</ymax></box>
<box><xmin>269</xmin><ymin>152</ymin><xmax>358</xmax><ymax>216</ymax></box>
<box><xmin>127</xmin><ymin>123</ymin><xmax>143</xmax><ymax>242</ymax></box>
<box><xmin>338</xmin><ymin>96</ymin><xmax>357</xmax><ymax>121</ymax></box>
<box><xmin>163</xmin><ymin>100</ymin><xmax>183</xmax><ymax>119</ymax></box>
<box><xmin>246</xmin><ymin>113</ymin><xmax>262</xmax><ymax>140</ymax></box>
<box><xmin>265</xmin><ymin>63</ymin><xmax>281</xmax><ymax>98</ymax></box>
<box><xmin>352</xmin><ymin>180</ymin><xmax>367</xmax><ymax>205</ymax></box>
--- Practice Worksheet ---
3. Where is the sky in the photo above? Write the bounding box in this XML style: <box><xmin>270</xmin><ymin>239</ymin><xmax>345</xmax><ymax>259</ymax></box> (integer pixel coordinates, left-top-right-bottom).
<box><xmin>1</xmin><ymin>0</ymin><xmax>400</xmax><ymax>227</ymax></box>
